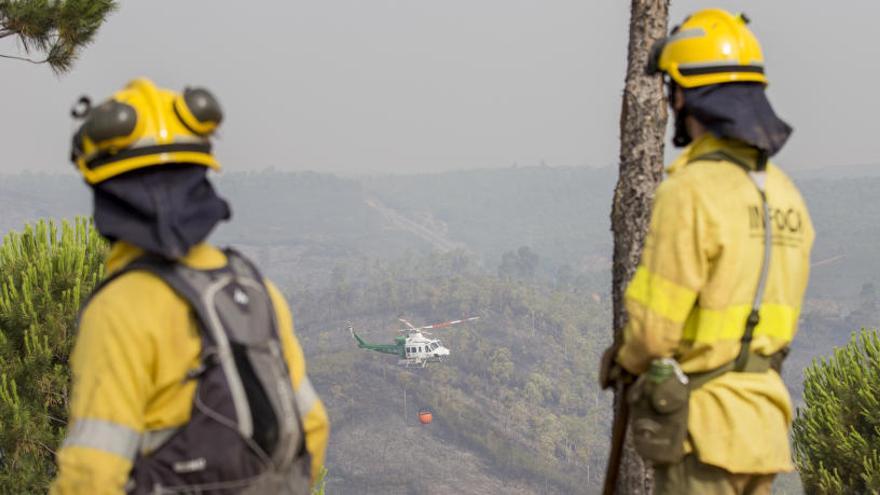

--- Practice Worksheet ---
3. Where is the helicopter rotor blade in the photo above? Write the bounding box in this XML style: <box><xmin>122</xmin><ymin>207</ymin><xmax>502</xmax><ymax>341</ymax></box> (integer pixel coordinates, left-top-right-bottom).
<box><xmin>417</xmin><ymin>316</ymin><xmax>480</xmax><ymax>331</ymax></box>
<box><xmin>399</xmin><ymin>317</ymin><xmax>418</xmax><ymax>330</ymax></box>
<box><xmin>398</xmin><ymin>317</ymin><xmax>419</xmax><ymax>332</ymax></box>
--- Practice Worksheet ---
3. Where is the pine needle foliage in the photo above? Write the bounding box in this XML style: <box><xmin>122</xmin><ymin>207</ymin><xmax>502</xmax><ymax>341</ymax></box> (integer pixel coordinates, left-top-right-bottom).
<box><xmin>311</xmin><ymin>466</ymin><xmax>328</xmax><ymax>495</ymax></box>
<box><xmin>0</xmin><ymin>0</ymin><xmax>117</xmax><ymax>73</ymax></box>
<box><xmin>0</xmin><ymin>218</ymin><xmax>107</xmax><ymax>492</ymax></box>
<box><xmin>793</xmin><ymin>329</ymin><xmax>880</xmax><ymax>495</ymax></box>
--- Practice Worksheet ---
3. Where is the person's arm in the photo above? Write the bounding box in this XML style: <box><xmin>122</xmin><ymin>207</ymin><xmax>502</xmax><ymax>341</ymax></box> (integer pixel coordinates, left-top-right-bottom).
<box><xmin>617</xmin><ymin>180</ymin><xmax>714</xmax><ymax>374</ymax></box>
<box><xmin>51</xmin><ymin>291</ymin><xmax>152</xmax><ymax>495</ymax></box>
<box><xmin>267</xmin><ymin>282</ymin><xmax>330</xmax><ymax>483</ymax></box>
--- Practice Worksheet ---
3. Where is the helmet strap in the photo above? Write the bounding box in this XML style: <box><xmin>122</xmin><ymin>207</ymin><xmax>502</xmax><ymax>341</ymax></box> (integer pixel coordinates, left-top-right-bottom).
<box><xmin>672</xmin><ymin>106</ymin><xmax>692</xmax><ymax>148</ymax></box>
<box><xmin>666</xmin><ymin>79</ymin><xmax>693</xmax><ymax>148</ymax></box>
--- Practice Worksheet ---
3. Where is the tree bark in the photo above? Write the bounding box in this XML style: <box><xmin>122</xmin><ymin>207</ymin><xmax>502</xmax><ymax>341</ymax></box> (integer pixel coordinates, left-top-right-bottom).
<box><xmin>610</xmin><ymin>1</ymin><xmax>670</xmax><ymax>494</ymax></box>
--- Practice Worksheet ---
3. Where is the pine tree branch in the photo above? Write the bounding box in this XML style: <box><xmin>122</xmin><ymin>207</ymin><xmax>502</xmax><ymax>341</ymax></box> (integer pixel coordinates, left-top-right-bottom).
<box><xmin>0</xmin><ymin>51</ymin><xmax>48</xmax><ymax>64</ymax></box>
<box><xmin>1</xmin><ymin>0</ymin><xmax>117</xmax><ymax>73</ymax></box>
<box><xmin>43</xmin><ymin>413</ymin><xmax>67</xmax><ymax>426</ymax></box>
<box><xmin>30</xmin><ymin>439</ymin><xmax>56</xmax><ymax>457</ymax></box>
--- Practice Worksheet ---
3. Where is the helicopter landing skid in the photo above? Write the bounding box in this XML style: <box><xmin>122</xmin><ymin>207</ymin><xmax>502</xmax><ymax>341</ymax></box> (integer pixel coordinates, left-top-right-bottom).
<box><xmin>399</xmin><ymin>359</ymin><xmax>428</xmax><ymax>368</ymax></box>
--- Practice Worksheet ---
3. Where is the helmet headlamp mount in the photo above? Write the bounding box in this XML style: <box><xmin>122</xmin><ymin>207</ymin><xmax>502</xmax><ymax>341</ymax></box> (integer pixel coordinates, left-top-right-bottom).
<box><xmin>70</xmin><ymin>78</ymin><xmax>223</xmax><ymax>185</ymax></box>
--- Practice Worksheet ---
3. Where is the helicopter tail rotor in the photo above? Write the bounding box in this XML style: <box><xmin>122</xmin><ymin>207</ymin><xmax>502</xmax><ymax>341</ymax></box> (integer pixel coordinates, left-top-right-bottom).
<box><xmin>348</xmin><ymin>322</ymin><xmax>368</xmax><ymax>347</ymax></box>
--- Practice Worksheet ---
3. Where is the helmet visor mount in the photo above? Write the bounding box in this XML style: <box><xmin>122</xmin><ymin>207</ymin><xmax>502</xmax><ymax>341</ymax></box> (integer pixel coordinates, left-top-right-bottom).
<box><xmin>646</xmin><ymin>37</ymin><xmax>667</xmax><ymax>76</ymax></box>
<box><xmin>647</xmin><ymin>33</ymin><xmax>688</xmax><ymax>146</ymax></box>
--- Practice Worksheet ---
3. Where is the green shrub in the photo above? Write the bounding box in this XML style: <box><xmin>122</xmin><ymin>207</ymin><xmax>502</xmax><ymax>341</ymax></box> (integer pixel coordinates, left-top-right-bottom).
<box><xmin>793</xmin><ymin>329</ymin><xmax>880</xmax><ymax>495</ymax></box>
<box><xmin>0</xmin><ymin>219</ymin><xmax>107</xmax><ymax>492</ymax></box>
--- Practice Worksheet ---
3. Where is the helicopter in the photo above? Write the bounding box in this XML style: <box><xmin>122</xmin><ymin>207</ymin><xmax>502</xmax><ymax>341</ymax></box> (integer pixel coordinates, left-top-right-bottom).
<box><xmin>349</xmin><ymin>316</ymin><xmax>480</xmax><ymax>368</ymax></box>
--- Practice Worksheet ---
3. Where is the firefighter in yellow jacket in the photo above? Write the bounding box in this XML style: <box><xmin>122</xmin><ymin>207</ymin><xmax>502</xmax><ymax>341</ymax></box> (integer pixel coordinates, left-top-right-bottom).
<box><xmin>601</xmin><ymin>9</ymin><xmax>813</xmax><ymax>495</ymax></box>
<box><xmin>51</xmin><ymin>79</ymin><xmax>329</xmax><ymax>494</ymax></box>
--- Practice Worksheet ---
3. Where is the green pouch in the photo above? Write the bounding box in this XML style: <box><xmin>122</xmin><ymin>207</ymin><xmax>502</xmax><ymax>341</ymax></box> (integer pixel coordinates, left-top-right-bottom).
<box><xmin>626</xmin><ymin>358</ymin><xmax>689</xmax><ymax>465</ymax></box>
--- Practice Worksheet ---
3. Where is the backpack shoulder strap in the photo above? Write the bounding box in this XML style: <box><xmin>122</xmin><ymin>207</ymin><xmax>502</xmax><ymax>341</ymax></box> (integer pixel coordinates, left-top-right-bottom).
<box><xmin>220</xmin><ymin>248</ymin><xmax>281</xmax><ymax>333</ymax></box>
<box><xmin>86</xmin><ymin>256</ymin><xmax>192</xmax><ymax>302</ymax></box>
<box><xmin>81</xmin><ymin>255</ymin><xmax>222</xmax><ymax>346</ymax></box>
<box><xmin>690</xmin><ymin>149</ymin><xmax>768</xmax><ymax>172</ymax></box>
<box><xmin>127</xmin><ymin>256</ymin><xmax>204</xmax><ymax>303</ymax></box>
<box><xmin>690</xmin><ymin>150</ymin><xmax>773</xmax><ymax>373</ymax></box>
<box><xmin>222</xmin><ymin>247</ymin><xmax>265</xmax><ymax>284</ymax></box>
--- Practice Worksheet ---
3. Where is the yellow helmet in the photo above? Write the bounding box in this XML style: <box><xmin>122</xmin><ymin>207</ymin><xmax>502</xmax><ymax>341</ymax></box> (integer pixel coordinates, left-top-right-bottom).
<box><xmin>71</xmin><ymin>78</ymin><xmax>223</xmax><ymax>185</ymax></box>
<box><xmin>649</xmin><ymin>9</ymin><xmax>767</xmax><ymax>88</ymax></box>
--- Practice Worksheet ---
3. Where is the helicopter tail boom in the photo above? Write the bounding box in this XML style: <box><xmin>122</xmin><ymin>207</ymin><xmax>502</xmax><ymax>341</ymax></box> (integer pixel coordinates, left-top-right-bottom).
<box><xmin>349</xmin><ymin>325</ymin><xmax>368</xmax><ymax>347</ymax></box>
<box><xmin>350</xmin><ymin>325</ymin><xmax>404</xmax><ymax>356</ymax></box>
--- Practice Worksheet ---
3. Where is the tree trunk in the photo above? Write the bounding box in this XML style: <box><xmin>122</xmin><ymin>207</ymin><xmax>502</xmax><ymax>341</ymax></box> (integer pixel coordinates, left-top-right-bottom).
<box><xmin>610</xmin><ymin>1</ymin><xmax>670</xmax><ymax>494</ymax></box>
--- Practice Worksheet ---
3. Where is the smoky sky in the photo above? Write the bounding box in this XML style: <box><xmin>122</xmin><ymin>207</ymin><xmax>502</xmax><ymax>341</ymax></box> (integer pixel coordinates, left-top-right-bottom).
<box><xmin>2</xmin><ymin>1</ymin><xmax>878</xmax><ymax>176</ymax></box>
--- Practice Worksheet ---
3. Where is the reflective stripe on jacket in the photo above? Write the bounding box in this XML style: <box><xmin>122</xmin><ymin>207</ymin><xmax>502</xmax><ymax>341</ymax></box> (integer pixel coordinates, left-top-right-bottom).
<box><xmin>617</xmin><ymin>134</ymin><xmax>814</xmax><ymax>474</ymax></box>
<box><xmin>50</xmin><ymin>242</ymin><xmax>329</xmax><ymax>494</ymax></box>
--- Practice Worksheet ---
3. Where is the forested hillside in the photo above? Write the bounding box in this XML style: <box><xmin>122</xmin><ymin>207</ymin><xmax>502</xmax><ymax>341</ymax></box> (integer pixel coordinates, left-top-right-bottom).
<box><xmin>288</xmin><ymin>251</ymin><xmax>611</xmax><ymax>493</ymax></box>
<box><xmin>1</xmin><ymin>166</ymin><xmax>877</xmax><ymax>493</ymax></box>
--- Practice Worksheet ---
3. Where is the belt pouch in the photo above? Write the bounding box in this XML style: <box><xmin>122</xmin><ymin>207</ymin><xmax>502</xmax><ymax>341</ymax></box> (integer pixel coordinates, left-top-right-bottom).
<box><xmin>627</xmin><ymin>358</ymin><xmax>689</xmax><ymax>465</ymax></box>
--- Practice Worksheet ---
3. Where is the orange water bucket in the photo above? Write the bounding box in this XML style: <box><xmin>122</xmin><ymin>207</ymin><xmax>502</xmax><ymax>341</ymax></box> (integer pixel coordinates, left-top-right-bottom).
<box><xmin>418</xmin><ymin>409</ymin><xmax>433</xmax><ymax>425</ymax></box>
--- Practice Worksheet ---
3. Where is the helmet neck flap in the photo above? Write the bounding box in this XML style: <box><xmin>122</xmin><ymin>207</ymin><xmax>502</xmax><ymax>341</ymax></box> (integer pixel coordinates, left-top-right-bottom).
<box><xmin>92</xmin><ymin>164</ymin><xmax>230</xmax><ymax>259</ymax></box>
<box><xmin>674</xmin><ymin>82</ymin><xmax>792</xmax><ymax>157</ymax></box>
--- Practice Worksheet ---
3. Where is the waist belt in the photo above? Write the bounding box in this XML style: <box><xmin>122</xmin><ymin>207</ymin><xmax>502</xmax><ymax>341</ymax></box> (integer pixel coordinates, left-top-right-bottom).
<box><xmin>687</xmin><ymin>348</ymin><xmax>789</xmax><ymax>390</ymax></box>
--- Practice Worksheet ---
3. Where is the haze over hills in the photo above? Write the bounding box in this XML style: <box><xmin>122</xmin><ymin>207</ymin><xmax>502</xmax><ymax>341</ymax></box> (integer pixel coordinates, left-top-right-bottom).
<box><xmin>1</xmin><ymin>166</ymin><xmax>877</xmax><ymax>493</ymax></box>
<box><xmin>4</xmin><ymin>166</ymin><xmax>876</xmax><ymax>301</ymax></box>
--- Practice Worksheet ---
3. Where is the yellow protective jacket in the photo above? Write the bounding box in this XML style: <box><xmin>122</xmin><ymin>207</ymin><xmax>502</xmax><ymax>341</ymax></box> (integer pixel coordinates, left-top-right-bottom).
<box><xmin>51</xmin><ymin>242</ymin><xmax>329</xmax><ymax>494</ymax></box>
<box><xmin>617</xmin><ymin>134</ymin><xmax>814</xmax><ymax>474</ymax></box>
